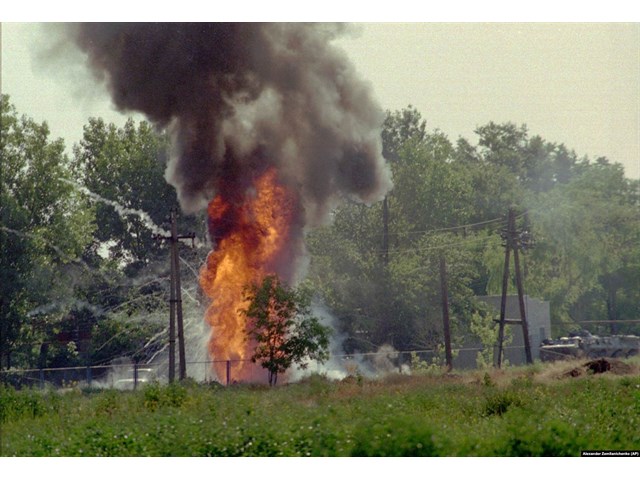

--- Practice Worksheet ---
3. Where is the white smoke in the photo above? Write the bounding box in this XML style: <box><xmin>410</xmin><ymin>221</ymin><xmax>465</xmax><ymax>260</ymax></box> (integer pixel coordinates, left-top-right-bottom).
<box><xmin>61</xmin><ymin>179</ymin><xmax>171</xmax><ymax>237</ymax></box>
<box><xmin>289</xmin><ymin>304</ymin><xmax>407</xmax><ymax>382</ymax></box>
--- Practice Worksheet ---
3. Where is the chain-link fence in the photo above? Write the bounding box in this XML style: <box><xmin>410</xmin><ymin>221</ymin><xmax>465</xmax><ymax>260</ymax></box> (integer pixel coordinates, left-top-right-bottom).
<box><xmin>0</xmin><ymin>363</ymin><xmax>159</xmax><ymax>390</ymax></box>
<box><xmin>1</xmin><ymin>345</ymin><xmax>532</xmax><ymax>390</ymax></box>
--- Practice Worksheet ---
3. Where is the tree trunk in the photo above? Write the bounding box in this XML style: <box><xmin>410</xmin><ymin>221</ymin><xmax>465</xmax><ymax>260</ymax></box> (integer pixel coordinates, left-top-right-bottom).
<box><xmin>607</xmin><ymin>287</ymin><xmax>618</xmax><ymax>335</ymax></box>
<box><xmin>382</xmin><ymin>196</ymin><xmax>389</xmax><ymax>265</ymax></box>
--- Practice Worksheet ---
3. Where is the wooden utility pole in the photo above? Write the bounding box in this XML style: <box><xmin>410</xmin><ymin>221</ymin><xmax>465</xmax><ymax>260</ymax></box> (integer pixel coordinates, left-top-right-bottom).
<box><xmin>512</xmin><ymin>226</ymin><xmax>533</xmax><ymax>364</ymax></box>
<box><xmin>169</xmin><ymin>251</ymin><xmax>176</xmax><ymax>383</ymax></box>
<box><xmin>171</xmin><ymin>211</ymin><xmax>188</xmax><ymax>381</ymax></box>
<box><xmin>439</xmin><ymin>254</ymin><xmax>453</xmax><ymax>371</ymax></box>
<box><xmin>382</xmin><ymin>196</ymin><xmax>389</xmax><ymax>265</ymax></box>
<box><xmin>155</xmin><ymin>209</ymin><xmax>195</xmax><ymax>382</ymax></box>
<box><xmin>496</xmin><ymin>221</ymin><xmax>512</xmax><ymax>368</ymax></box>
<box><xmin>495</xmin><ymin>208</ymin><xmax>533</xmax><ymax>368</ymax></box>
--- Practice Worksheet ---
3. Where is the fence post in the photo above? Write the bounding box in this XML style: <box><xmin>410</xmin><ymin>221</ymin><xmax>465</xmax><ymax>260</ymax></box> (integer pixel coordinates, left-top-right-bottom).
<box><xmin>226</xmin><ymin>360</ymin><xmax>231</xmax><ymax>386</ymax></box>
<box><xmin>133</xmin><ymin>363</ymin><xmax>139</xmax><ymax>391</ymax></box>
<box><xmin>39</xmin><ymin>368</ymin><xmax>44</xmax><ymax>390</ymax></box>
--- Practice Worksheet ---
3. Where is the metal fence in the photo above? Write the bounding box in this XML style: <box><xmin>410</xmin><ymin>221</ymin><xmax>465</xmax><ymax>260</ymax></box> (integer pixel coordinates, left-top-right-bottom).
<box><xmin>0</xmin><ymin>346</ymin><xmax>526</xmax><ymax>391</ymax></box>
<box><xmin>0</xmin><ymin>363</ymin><xmax>158</xmax><ymax>390</ymax></box>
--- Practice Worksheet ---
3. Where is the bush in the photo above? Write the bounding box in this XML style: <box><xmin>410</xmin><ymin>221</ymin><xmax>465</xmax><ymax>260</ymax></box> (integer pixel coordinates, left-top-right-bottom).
<box><xmin>498</xmin><ymin>419</ymin><xmax>585</xmax><ymax>456</ymax></box>
<box><xmin>482</xmin><ymin>390</ymin><xmax>523</xmax><ymax>417</ymax></box>
<box><xmin>94</xmin><ymin>389</ymin><xmax>120</xmax><ymax>417</ymax></box>
<box><xmin>0</xmin><ymin>385</ymin><xmax>54</xmax><ymax>423</ymax></box>
<box><xmin>351</xmin><ymin>416</ymin><xmax>439</xmax><ymax>456</ymax></box>
<box><xmin>142</xmin><ymin>381</ymin><xmax>188</xmax><ymax>411</ymax></box>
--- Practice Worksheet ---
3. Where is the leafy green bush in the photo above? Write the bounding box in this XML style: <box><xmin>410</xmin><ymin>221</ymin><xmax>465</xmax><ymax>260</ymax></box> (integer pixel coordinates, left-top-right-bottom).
<box><xmin>0</xmin><ymin>386</ymin><xmax>55</xmax><ymax>423</ymax></box>
<box><xmin>351</xmin><ymin>416</ymin><xmax>439</xmax><ymax>456</ymax></box>
<box><xmin>482</xmin><ymin>390</ymin><xmax>523</xmax><ymax>417</ymax></box>
<box><xmin>498</xmin><ymin>418</ymin><xmax>585</xmax><ymax>456</ymax></box>
<box><xmin>141</xmin><ymin>381</ymin><xmax>187</xmax><ymax>411</ymax></box>
<box><xmin>94</xmin><ymin>389</ymin><xmax>120</xmax><ymax>417</ymax></box>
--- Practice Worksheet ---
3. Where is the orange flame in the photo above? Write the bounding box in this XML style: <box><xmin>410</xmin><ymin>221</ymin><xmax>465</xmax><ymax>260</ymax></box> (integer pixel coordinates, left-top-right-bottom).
<box><xmin>199</xmin><ymin>167</ymin><xmax>298</xmax><ymax>383</ymax></box>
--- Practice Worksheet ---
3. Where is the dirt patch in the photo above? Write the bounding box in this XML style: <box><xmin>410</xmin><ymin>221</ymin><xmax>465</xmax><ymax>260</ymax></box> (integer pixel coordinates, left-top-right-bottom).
<box><xmin>606</xmin><ymin>359</ymin><xmax>634</xmax><ymax>375</ymax></box>
<box><xmin>586</xmin><ymin>358</ymin><xmax>611</xmax><ymax>374</ymax></box>
<box><xmin>564</xmin><ymin>368</ymin><xmax>582</xmax><ymax>378</ymax></box>
<box><xmin>562</xmin><ymin>358</ymin><xmax>634</xmax><ymax>378</ymax></box>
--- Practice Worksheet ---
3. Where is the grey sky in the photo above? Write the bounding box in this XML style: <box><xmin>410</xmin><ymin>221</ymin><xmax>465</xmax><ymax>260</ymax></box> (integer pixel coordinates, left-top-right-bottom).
<box><xmin>2</xmin><ymin>22</ymin><xmax>639</xmax><ymax>179</ymax></box>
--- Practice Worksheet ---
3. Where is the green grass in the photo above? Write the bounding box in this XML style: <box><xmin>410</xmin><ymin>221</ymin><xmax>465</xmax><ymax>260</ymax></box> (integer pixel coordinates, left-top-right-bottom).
<box><xmin>2</xmin><ymin>363</ymin><xmax>640</xmax><ymax>457</ymax></box>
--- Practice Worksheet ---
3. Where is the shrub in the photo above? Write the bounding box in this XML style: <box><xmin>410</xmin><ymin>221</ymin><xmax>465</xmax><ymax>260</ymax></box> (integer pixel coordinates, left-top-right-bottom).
<box><xmin>482</xmin><ymin>390</ymin><xmax>523</xmax><ymax>417</ymax></box>
<box><xmin>94</xmin><ymin>389</ymin><xmax>120</xmax><ymax>416</ymax></box>
<box><xmin>498</xmin><ymin>419</ymin><xmax>584</xmax><ymax>456</ymax></box>
<box><xmin>0</xmin><ymin>386</ymin><xmax>50</xmax><ymax>423</ymax></box>
<box><xmin>141</xmin><ymin>381</ymin><xmax>188</xmax><ymax>412</ymax></box>
<box><xmin>142</xmin><ymin>381</ymin><xmax>163</xmax><ymax>411</ymax></box>
<box><xmin>351</xmin><ymin>416</ymin><xmax>439</xmax><ymax>456</ymax></box>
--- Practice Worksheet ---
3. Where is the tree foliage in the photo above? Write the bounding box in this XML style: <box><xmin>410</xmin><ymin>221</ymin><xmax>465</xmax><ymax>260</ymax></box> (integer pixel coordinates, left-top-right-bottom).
<box><xmin>525</xmin><ymin>161</ymin><xmax>640</xmax><ymax>333</ymax></box>
<box><xmin>69</xmin><ymin>117</ymin><xmax>207</xmax><ymax>368</ymax></box>
<box><xmin>72</xmin><ymin>117</ymin><xmax>200</xmax><ymax>276</ymax></box>
<box><xmin>3</xmin><ymin>98</ymin><xmax>638</xmax><ymax>374</ymax></box>
<box><xmin>1</xmin><ymin>95</ymin><xmax>95</xmax><ymax>368</ymax></box>
<box><xmin>241</xmin><ymin>275</ymin><xmax>331</xmax><ymax>386</ymax></box>
<box><xmin>307</xmin><ymin>105</ymin><xmax>640</xmax><ymax>357</ymax></box>
<box><xmin>1</xmin><ymin>98</ymin><xmax>206</xmax><ymax>370</ymax></box>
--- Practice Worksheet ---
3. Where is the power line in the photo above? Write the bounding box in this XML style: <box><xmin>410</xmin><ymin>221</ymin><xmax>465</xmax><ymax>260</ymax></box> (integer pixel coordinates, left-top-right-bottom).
<box><xmin>341</xmin><ymin>215</ymin><xmax>506</xmax><ymax>240</ymax></box>
<box><xmin>577</xmin><ymin>320</ymin><xmax>640</xmax><ymax>324</ymax></box>
<box><xmin>367</xmin><ymin>209</ymin><xmax>534</xmax><ymax>256</ymax></box>
<box><xmin>392</xmin><ymin>215</ymin><xmax>507</xmax><ymax>236</ymax></box>
<box><xmin>373</xmin><ymin>232</ymin><xmax>497</xmax><ymax>255</ymax></box>
<box><xmin>316</xmin><ymin>213</ymin><xmax>520</xmax><ymax>256</ymax></box>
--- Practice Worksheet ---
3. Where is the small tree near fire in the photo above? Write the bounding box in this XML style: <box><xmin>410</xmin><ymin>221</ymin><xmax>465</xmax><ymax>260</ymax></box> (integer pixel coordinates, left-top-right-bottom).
<box><xmin>241</xmin><ymin>275</ymin><xmax>331</xmax><ymax>386</ymax></box>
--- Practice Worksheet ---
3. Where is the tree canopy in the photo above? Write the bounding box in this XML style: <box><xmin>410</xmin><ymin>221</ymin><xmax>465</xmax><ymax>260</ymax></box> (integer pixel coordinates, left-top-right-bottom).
<box><xmin>306</xmin><ymin>106</ymin><xmax>640</xmax><ymax>359</ymax></box>
<box><xmin>1</xmin><ymin>96</ymin><xmax>207</xmax><ymax>371</ymax></box>
<box><xmin>2</xmin><ymin>98</ymin><xmax>638</xmax><ymax>375</ymax></box>
<box><xmin>1</xmin><ymin>94</ymin><xmax>95</xmax><ymax>368</ymax></box>
<box><xmin>241</xmin><ymin>275</ymin><xmax>331</xmax><ymax>386</ymax></box>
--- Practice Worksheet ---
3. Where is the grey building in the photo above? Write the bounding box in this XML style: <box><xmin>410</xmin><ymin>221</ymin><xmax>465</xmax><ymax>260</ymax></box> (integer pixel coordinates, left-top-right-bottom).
<box><xmin>478</xmin><ymin>295</ymin><xmax>551</xmax><ymax>365</ymax></box>
<box><xmin>452</xmin><ymin>295</ymin><xmax>551</xmax><ymax>369</ymax></box>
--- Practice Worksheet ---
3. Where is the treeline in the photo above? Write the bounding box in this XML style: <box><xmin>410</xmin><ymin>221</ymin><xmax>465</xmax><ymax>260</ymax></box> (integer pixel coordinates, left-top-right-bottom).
<box><xmin>1</xmin><ymin>95</ymin><xmax>206</xmax><ymax>370</ymax></box>
<box><xmin>1</xmin><ymin>95</ymin><xmax>639</xmax><ymax>370</ymax></box>
<box><xmin>306</xmin><ymin>107</ymin><xmax>640</xmax><ymax>357</ymax></box>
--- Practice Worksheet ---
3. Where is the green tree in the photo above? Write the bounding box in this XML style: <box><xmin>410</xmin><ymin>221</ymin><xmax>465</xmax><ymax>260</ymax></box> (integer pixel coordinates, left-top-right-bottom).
<box><xmin>475</xmin><ymin>121</ymin><xmax>529</xmax><ymax>179</ymax></box>
<box><xmin>1</xmin><ymin>95</ymin><xmax>95</xmax><ymax>368</ymax></box>
<box><xmin>241</xmin><ymin>275</ymin><xmax>331</xmax><ymax>386</ymax></box>
<box><xmin>525</xmin><ymin>160</ymin><xmax>640</xmax><ymax>335</ymax></box>
<box><xmin>392</xmin><ymin>132</ymin><xmax>472</xmax><ymax>232</ymax></box>
<box><xmin>307</xmin><ymin>108</ymin><xmax>493</xmax><ymax>353</ymax></box>
<box><xmin>308</xmin><ymin>105</ymin><xmax>640</xmax><ymax>361</ymax></box>
<box><xmin>381</xmin><ymin>105</ymin><xmax>427</xmax><ymax>163</ymax></box>
<box><xmin>70</xmin><ymin>117</ymin><xmax>208</xmax><ymax>367</ymax></box>
<box><xmin>72</xmin><ymin>117</ymin><xmax>201</xmax><ymax>276</ymax></box>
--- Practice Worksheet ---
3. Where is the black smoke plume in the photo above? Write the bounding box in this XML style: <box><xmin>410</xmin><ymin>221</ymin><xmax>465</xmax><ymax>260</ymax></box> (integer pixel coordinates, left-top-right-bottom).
<box><xmin>60</xmin><ymin>23</ymin><xmax>392</xmax><ymax>224</ymax></box>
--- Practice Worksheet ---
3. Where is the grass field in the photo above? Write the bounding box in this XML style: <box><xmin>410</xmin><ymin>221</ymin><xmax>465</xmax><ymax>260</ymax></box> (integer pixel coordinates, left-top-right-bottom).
<box><xmin>1</xmin><ymin>358</ymin><xmax>639</xmax><ymax>457</ymax></box>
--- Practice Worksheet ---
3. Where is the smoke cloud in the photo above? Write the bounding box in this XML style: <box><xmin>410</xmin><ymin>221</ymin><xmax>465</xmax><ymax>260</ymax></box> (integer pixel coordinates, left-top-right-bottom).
<box><xmin>58</xmin><ymin>23</ymin><xmax>392</xmax><ymax>224</ymax></box>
